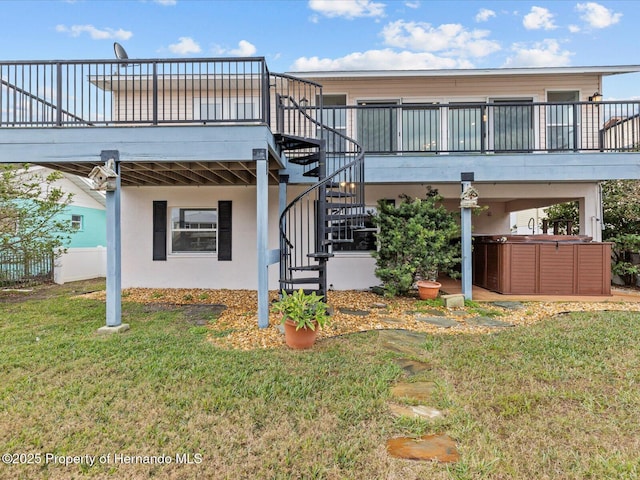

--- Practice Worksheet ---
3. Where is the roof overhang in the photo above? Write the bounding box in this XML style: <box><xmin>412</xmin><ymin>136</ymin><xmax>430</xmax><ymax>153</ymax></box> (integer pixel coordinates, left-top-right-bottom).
<box><xmin>288</xmin><ymin>65</ymin><xmax>640</xmax><ymax>80</ymax></box>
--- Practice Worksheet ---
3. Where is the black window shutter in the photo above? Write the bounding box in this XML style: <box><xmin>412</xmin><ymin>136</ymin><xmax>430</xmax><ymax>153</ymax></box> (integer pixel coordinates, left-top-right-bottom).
<box><xmin>152</xmin><ymin>201</ymin><xmax>167</xmax><ymax>261</ymax></box>
<box><xmin>218</xmin><ymin>200</ymin><xmax>232</xmax><ymax>261</ymax></box>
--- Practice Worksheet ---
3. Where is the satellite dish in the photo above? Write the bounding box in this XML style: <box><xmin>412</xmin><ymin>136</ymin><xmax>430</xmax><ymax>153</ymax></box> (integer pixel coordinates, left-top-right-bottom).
<box><xmin>114</xmin><ymin>42</ymin><xmax>129</xmax><ymax>61</ymax></box>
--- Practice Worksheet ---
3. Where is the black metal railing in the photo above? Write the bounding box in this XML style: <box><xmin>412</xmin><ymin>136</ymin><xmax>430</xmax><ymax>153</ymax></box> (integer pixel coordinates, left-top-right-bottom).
<box><xmin>0</xmin><ymin>250</ymin><xmax>54</xmax><ymax>287</ymax></box>
<box><xmin>273</xmin><ymin>80</ymin><xmax>365</xmax><ymax>295</ymax></box>
<box><xmin>0</xmin><ymin>57</ymin><xmax>270</xmax><ymax>127</ymax></box>
<box><xmin>1</xmin><ymin>57</ymin><xmax>639</xmax><ymax>155</ymax></box>
<box><xmin>317</xmin><ymin>101</ymin><xmax>640</xmax><ymax>154</ymax></box>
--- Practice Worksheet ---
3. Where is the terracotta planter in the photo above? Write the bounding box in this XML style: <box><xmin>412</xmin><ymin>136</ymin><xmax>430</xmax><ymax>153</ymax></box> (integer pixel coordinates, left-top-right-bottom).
<box><xmin>416</xmin><ymin>280</ymin><xmax>441</xmax><ymax>300</ymax></box>
<box><xmin>283</xmin><ymin>318</ymin><xmax>318</xmax><ymax>349</ymax></box>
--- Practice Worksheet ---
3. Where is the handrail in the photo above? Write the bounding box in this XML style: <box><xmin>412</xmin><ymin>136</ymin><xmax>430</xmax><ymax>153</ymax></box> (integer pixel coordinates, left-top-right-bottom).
<box><xmin>276</xmin><ymin>89</ymin><xmax>365</xmax><ymax>294</ymax></box>
<box><xmin>314</xmin><ymin>100</ymin><xmax>640</xmax><ymax>154</ymax></box>
<box><xmin>0</xmin><ymin>58</ymin><xmax>270</xmax><ymax>127</ymax></box>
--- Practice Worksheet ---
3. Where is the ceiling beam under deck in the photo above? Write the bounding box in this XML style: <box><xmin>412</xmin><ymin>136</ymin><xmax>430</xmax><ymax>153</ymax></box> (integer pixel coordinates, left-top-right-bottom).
<box><xmin>119</xmin><ymin>166</ymin><xmax>176</xmax><ymax>186</ymax></box>
<box><xmin>172</xmin><ymin>164</ymin><xmax>229</xmax><ymax>185</ymax></box>
<box><xmin>45</xmin><ymin>162</ymin><xmax>96</xmax><ymax>178</ymax></box>
<box><xmin>213</xmin><ymin>161</ymin><xmax>254</xmax><ymax>184</ymax></box>
<box><xmin>40</xmin><ymin>159</ymin><xmax>282</xmax><ymax>187</ymax></box>
<box><xmin>193</xmin><ymin>162</ymin><xmax>236</xmax><ymax>185</ymax></box>
<box><xmin>145</xmin><ymin>163</ymin><xmax>205</xmax><ymax>185</ymax></box>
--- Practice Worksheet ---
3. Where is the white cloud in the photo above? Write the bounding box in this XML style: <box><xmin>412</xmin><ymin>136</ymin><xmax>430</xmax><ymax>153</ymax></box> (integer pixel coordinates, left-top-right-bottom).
<box><xmin>229</xmin><ymin>40</ymin><xmax>257</xmax><ymax>56</ymax></box>
<box><xmin>55</xmin><ymin>24</ymin><xmax>132</xmax><ymax>40</ymax></box>
<box><xmin>404</xmin><ymin>1</ymin><xmax>420</xmax><ymax>8</ymax></box>
<box><xmin>475</xmin><ymin>8</ymin><xmax>496</xmax><ymax>22</ymax></box>
<box><xmin>291</xmin><ymin>49</ymin><xmax>474</xmax><ymax>71</ymax></box>
<box><xmin>576</xmin><ymin>2</ymin><xmax>622</xmax><ymax>29</ymax></box>
<box><xmin>308</xmin><ymin>0</ymin><xmax>385</xmax><ymax>19</ymax></box>
<box><xmin>523</xmin><ymin>6</ymin><xmax>556</xmax><ymax>30</ymax></box>
<box><xmin>503</xmin><ymin>39</ymin><xmax>572</xmax><ymax>67</ymax></box>
<box><xmin>568</xmin><ymin>24</ymin><xmax>580</xmax><ymax>33</ymax></box>
<box><xmin>381</xmin><ymin>20</ymin><xmax>500</xmax><ymax>58</ymax></box>
<box><xmin>154</xmin><ymin>0</ymin><xmax>176</xmax><ymax>5</ymax></box>
<box><xmin>213</xmin><ymin>40</ymin><xmax>258</xmax><ymax>56</ymax></box>
<box><xmin>168</xmin><ymin>37</ymin><xmax>201</xmax><ymax>55</ymax></box>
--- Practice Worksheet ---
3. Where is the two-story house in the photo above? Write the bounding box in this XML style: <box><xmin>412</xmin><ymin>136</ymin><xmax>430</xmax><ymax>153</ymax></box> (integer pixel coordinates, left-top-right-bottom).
<box><xmin>0</xmin><ymin>55</ymin><xmax>638</xmax><ymax>329</ymax></box>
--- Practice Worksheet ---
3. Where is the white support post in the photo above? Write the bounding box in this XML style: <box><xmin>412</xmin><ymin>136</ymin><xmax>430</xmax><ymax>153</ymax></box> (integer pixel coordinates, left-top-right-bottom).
<box><xmin>255</xmin><ymin>149</ymin><xmax>269</xmax><ymax>329</ymax></box>
<box><xmin>460</xmin><ymin>172</ymin><xmax>474</xmax><ymax>300</ymax></box>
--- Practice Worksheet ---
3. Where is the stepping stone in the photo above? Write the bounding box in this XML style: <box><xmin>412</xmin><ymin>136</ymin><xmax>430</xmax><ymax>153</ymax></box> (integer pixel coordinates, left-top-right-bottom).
<box><xmin>416</xmin><ymin>316</ymin><xmax>459</xmax><ymax>328</ymax></box>
<box><xmin>369</xmin><ymin>286</ymin><xmax>385</xmax><ymax>296</ymax></box>
<box><xmin>380</xmin><ymin>317</ymin><xmax>404</xmax><ymax>325</ymax></box>
<box><xmin>379</xmin><ymin>329</ymin><xmax>426</xmax><ymax>346</ymax></box>
<box><xmin>394</xmin><ymin>358</ymin><xmax>430</xmax><ymax>376</ymax></box>
<box><xmin>389</xmin><ymin>403</ymin><xmax>443</xmax><ymax>420</ymax></box>
<box><xmin>390</xmin><ymin>381</ymin><xmax>436</xmax><ymax>402</ymax></box>
<box><xmin>422</xmin><ymin>308</ymin><xmax>446</xmax><ymax>316</ymax></box>
<box><xmin>379</xmin><ymin>330</ymin><xmax>427</xmax><ymax>356</ymax></box>
<box><xmin>386</xmin><ymin>434</ymin><xmax>459</xmax><ymax>463</ymax></box>
<box><xmin>491</xmin><ymin>301</ymin><xmax>524</xmax><ymax>310</ymax></box>
<box><xmin>371</xmin><ymin>302</ymin><xmax>388</xmax><ymax>309</ymax></box>
<box><xmin>338</xmin><ymin>307</ymin><xmax>370</xmax><ymax>316</ymax></box>
<box><xmin>465</xmin><ymin>316</ymin><xmax>514</xmax><ymax>327</ymax></box>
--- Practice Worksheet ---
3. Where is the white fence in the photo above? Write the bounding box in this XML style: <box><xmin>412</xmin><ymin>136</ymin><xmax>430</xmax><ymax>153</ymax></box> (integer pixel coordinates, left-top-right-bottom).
<box><xmin>54</xmin><ymin>247</ymin><xmax>106</xmax><ymax>284</ymax></box>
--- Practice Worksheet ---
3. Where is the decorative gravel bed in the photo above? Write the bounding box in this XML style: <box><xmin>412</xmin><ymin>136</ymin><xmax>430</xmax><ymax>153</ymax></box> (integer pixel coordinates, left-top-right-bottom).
<box><xmin>83</xmin><ymin>288</ymin><xmax>640</xmax><ymax>350</ymax></box>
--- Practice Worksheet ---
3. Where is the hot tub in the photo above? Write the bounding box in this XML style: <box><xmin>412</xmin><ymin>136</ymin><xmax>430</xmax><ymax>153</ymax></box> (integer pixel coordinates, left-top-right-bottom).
<box><xmin>473</xmin><ymin>235</ymin><xmax>612</xmax><ymax>295</ymax></box>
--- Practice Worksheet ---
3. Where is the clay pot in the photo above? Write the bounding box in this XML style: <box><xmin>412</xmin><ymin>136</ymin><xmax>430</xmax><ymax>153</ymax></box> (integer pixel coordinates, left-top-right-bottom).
<box><xmin>283</xmin><ymin>318</ymin><xmax>319</xmax><ymax>349</ymax></box>
<box><xmin>416</xmin><ymin>280</ymin><xmax>442</xmax><ymax>300</ymax></box>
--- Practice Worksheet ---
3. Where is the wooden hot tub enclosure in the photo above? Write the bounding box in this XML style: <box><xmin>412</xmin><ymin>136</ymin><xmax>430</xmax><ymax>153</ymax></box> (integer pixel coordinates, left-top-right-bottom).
<box><xmin>473</xmin><ymin>235</ymin><xmax>612</xmax><ymax>295</ymax></box>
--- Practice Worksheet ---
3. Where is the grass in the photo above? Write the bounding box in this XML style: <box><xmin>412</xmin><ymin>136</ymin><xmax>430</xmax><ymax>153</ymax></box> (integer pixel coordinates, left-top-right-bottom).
<box><xmin>1</xmin><ymin>282</ymin><xmax>640</xmax><ymax>479</ymax></box>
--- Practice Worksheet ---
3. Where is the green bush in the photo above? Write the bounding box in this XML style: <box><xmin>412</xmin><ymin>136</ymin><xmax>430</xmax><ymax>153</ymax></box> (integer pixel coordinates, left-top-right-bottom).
<box><xmin>611</xmin><ymin>233</ymin><xmax>640</xmax><ymax>286</ymax></box>
<box><xmin>372</xmin><ymin>189</ymin><xmax>460</xmax><ymax>296</ymax></box>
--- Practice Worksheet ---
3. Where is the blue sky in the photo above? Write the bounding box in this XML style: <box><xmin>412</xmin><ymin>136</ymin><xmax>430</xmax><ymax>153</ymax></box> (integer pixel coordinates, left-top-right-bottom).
<box><xmin>1</xmin><ymin>0</ymin><xmax>639</xmax><ymax>97</ymax></box>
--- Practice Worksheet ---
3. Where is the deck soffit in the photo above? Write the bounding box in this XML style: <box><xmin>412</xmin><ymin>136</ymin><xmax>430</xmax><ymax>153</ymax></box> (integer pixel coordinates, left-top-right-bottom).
<box><xmin>43</xmin><ymin>160</ymin><xmax>282</xmax><ymax>186</ymax></box>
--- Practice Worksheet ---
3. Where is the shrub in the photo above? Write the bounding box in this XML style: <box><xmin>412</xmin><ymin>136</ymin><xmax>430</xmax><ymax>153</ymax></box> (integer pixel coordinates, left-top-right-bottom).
<box><xmin>372</xmin><ymin>188</ymin><xmax>460</xmax><ymax>296</ymax></box>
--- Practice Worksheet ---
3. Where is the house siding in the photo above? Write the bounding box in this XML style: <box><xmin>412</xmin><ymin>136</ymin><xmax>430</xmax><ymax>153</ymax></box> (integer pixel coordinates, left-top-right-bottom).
<box><xmin>303</xmin><ymin>73</ymin><xmax>600</xmax><ymax>102</ymax></box>
<box><xmin>65</xmin><ymin>205</ymin><xmax>107</xmax><ymax>248</ymax></box>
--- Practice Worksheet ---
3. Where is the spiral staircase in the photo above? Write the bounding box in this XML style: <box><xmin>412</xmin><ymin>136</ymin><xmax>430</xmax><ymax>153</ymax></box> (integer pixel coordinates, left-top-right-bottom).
<box><xmin>272</xmin><ymin>76</ymin><xmax>365</xmax><ymax>298</ymax></box>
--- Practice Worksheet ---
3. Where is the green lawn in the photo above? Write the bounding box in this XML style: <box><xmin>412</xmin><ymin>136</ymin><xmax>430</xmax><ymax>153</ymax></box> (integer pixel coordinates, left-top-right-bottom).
<box><xmin>1</xmin><ymin>282</ymin><xmax>639</xmax><ymax>479</ymax></box>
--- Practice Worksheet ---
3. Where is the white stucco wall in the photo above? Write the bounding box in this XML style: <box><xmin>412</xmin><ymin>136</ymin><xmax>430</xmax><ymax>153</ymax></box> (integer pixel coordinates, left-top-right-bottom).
<box><xmin>120</xmin><ymin>186</ymin><xmax>281</xmax><ymax>289</ymax></box>
<box><xmin>118</xmin><ymin>181</ymin><xmax>603</xmax><ymax>291</ymax></box>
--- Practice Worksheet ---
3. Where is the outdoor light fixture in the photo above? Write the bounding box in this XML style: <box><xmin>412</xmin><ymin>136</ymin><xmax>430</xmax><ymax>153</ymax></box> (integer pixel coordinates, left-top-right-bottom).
<box><xmin>588</xmin><ymin>91</ymin><xmax>603</xmax><ymax>102</ymax></box>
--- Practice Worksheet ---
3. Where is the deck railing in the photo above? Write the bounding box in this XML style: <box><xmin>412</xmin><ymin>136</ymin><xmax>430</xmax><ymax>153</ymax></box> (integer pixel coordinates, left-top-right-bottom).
<box><xmin>314</xmin><ymin>101</ymin><xmax>640</xmax><ymax>154</ymax></box>
<box><xmin>1</xmin><ymin>57</ymin><xmax>639</xmax><ymax>154</ymax></box>
<box><xmin>0</xmin><ymin>57</ymin><xmax>271</xmax><ymax>127</ymax></box>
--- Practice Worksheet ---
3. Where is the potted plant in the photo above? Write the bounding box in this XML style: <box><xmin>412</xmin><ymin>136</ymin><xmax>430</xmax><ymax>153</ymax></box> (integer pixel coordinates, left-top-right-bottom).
<box><xmin>416</xmin><ymin>279</ymin><xmax>442</xmax><ymax>300</ymax></box>
<box><xmin>272</xmin><ymin>289</ymin><xmax>329</xmax><ymax>349</ymax></box>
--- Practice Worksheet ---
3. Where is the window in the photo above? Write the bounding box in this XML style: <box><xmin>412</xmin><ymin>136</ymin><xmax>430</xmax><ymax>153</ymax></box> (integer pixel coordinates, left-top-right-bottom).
<box><xmin>357</xmin><ymin>100</ymin><xmax>399</xmax><ymax>153</ymax></box>
<box><xmin>195</xmin><ymin>97</ymin><xmax>260</xmax><ymax>121</ymax></box>
<box><xmin>71</xmin><ymin>214</ymin><xmax>83</xmax><ymax>230</ymax></box>
<box><xmin>491</xmin><ymin>98</ymin><xmax>534</xmax><ymax>152</ymax></box>
<box><xmin>448</xmin><ymin>103</ymin><xmax>483</xmax><ymax>152</ymax></box>
<box><xmin>170</xmin><ymin>208</ymin><xmax>217</xmax><ymax>254</ymax></box>
<box><xmin>402</xmin><ymin>105</ymin><xmax>440</xmax><ymax>152</ymax></box>
<box><xmin>547</xmin><ymin>91</ymin><xmax>579</xmax><ymax>150</ymax></box>
<box><xmin>319</xmin><ymin>94</ymin><xmax>347</xmax><ymax>153</ymax></box>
